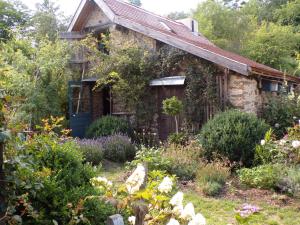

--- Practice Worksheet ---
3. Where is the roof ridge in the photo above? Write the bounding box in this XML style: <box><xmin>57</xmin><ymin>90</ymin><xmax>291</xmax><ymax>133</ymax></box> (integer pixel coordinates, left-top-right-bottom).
<box><xmin>106</xmin><ymin>0</ymin><xmax>189</xmax><ymax>26</ymax></box>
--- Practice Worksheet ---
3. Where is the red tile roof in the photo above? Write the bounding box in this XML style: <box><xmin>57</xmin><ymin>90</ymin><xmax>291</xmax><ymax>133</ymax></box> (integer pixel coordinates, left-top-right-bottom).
<box><xmin>103</xmin><ymin>0</ymin><xmax>299</xmax><ymax>82</ymax></box>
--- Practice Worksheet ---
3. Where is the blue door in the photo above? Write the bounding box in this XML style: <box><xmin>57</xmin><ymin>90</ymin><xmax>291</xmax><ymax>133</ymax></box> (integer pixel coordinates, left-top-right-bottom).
<box><xmin>68</xmin><ymin>81</ymin><xmax>92</xmax><ymax>138</ymax></box>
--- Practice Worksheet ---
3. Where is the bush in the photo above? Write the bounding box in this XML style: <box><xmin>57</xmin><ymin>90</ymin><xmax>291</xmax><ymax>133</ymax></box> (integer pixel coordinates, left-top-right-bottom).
<box><xmin>277</xmin><ymin>166</ymin><xmax>300</xmax><ymax>197</ymax></box>
<box><xmin>82</xmin><ymin>198</ymin><xmax>117</xmax><ymax>224</ymax></box>
<box><xmin>162</xmin><ymin>141</ymin><xmax>204</xmax><ymax>180</ymax></box>
<box><xmin>103</xmin><ymin>134</ymin><xmax>136</xmax><ymax>163</ymax></box>
<box><xmin>199</xmin><ymin>109</ymin><xmax>269</xmax><ymax>166</ymax></box>
<box><xmin>77</xmin><ymin>139</ymin><xmax>104</xmax><ymax>165</ymax></box>
<box><xmin>196</xmin><ymin>161</ymin><xmax>230</xmax><ymax>196</ymax></box>
<box><xmin>4</xmin><ymin>133</ymin><xmax>103</xmax><ymax>224</ymax></box>
<box><xmin>261</xmin><ymin>95</ymin><xmax>300</xmax><ymax>138</ymax></box>
<box><xmin>238</xmin><ymin>164</ymin><xmax>282</xmax><ymax>189</ymax></box>
<box><xmin>128</xmin><ymin>146</ymin><xmax>171</xmax><ymax>171</ymax></box>
<box><xmin>85</xmin><ymin>116</ymin><xmax>132</xmax><ymax>138</ymax></box>
<box><xmin>168</xmin><ymin>132</ymin><xmax>189</xmax><ymax>146</ymax></box>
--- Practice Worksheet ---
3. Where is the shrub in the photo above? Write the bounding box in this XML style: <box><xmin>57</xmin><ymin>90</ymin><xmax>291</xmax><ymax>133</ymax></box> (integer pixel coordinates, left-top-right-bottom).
<box><xmin>82</xmin><ymin>198</ymin><xmax>117</xmax><ymax>224</ymax></box>
<box><xmin>162</xmin><ymin>141</ymin><xmax>204</xmax><ymax>180</ymax></box>
<box><xmin>103</xmin><ymin>134</ymin><xmax>136</xmax><ymax>163</ymax></box>
<box><xmin>85</xmin><ymin>116</ymin><xmax>132</xmax><ymax>138</ymax></box>
<box><xmin>4</xmin><ymin>133</ymin><xmax>103</xmax><ymax>224</ymax></box>
<box><xmin>128</xmin><ymin>146</ymin><xmax>171</xmax><ymax>171</ymax></box>
<box><xmin>238</xmin><ymin>164</ymin><xmax>282</xmax><ymax>189</ymax></box>
<box><xmin>261</xmin><ymin>95</ymin><xmax>300</xmax><ymax>138</ymax></box>
<box><xmin>196</xmin><ymin>161</ymin><xmax>230</xmax><ymax>196</ymax></box>
<box><xmin>199</xmin><ymin>109</ymin><xmax>269</xmax><ymax>166</ymax></box>
<box><xmin>168</xmin><ymin>132</ymin><xmax>189</xmax><ymax>146</ymax></box>
<box><xmin>77</xmin><ymin>139</ymin><xmax>104</xmax><ymax>165</ymax></box>
<box><xmin>277</xmin><ymin>166</ymin><xmax>300</xmax><ymax>197</ymax></box>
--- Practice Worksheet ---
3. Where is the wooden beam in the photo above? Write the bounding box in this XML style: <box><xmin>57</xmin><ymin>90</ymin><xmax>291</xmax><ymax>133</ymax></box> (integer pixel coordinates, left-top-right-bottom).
<box><xmin>114</xmin><ymin>17</ymin><xmax>250</xmax><ymax>76</ymax></box>
<box><xmin>94</xmin><ymin>0</ymin><xmax>116</xmax><ymax>22</ymax></box>
<box><xmin>68</xmin><ymin>0</ymin><xmax>87</xmax><ymax>32</ymax></box>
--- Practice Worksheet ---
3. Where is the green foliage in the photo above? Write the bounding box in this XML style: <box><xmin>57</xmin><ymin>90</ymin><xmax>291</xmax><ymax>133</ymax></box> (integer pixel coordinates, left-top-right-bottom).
<box><xmin>0</xmin><ymin>0</ymin><xmax>28</xmax><ymax>41</ymax></box>
<box><xmin>31</xmin><ymin>0</ymin><xmax>68</xmax><ymax>43</ymax></box>
<box><xmin>163</xmin><ymin>96</ymin><xmax>183</xmax><ymax>117</ymax></box>
<box><xmin>196</xmin><ymin>161</ymin><xmax>230</xmax><ymax>196</ymax></box>
<box><xmin>277</xmin><ymin>165</ymin><xmax>300</xmax><ymax>197</ymax></box>
<box><xmin>199</xmin><ymin>110</ymin><xmax>270</xmax><ymax>166</ymax></box>
<box><xmin>128</xmin><ymin>146</ymin><xmax>171</xmax><ymax>172</ymax></box>
<box><xmin>82</xmin><ymin>198</ymin><xmax>117</xmax><ymax>225</ymax></box>
<box><xmin>85</xmin><ymin>116</ymin><xmax>132</xmax><ymax>138</ymax></box>
<box><xmin>4</xmin><ymin>130</ymin><xmax>102</xmax><ymax>224</ymax></box>
<box><xmin>193</xmin><ymin>0</ymin><xmax>254</xmax><ymax>52</ymax></box>
<box><xmin>82</xmin><ymin>36</ymin><xmax>159</xmax><ymax>129</ymax></box>
<box><xmin>167</xmin><ymin>11</ymin><xmax>190</xmax><ymax>20</ymax></box>
<box><xmin>163</xmin><ymin>96</ymin><xmax>183</xmax><ymax>134</ymax></box>
<box><xmin>241</xmin><ymin>22</ymin><xmax>300</xmax><ymax>74</ymax></box>
<box><xmin>78</xmin><ymin>139</ymin><xmax>104</xmax><ymax>166</ymax></box>
<box><xmin>238</xmin><ymin>164</ymin><xmax>282</xmax><ymax>189</ymax></box>
<box><xmin>261</xmin><ymin>94</ymin><xmax>300</xmax><ymax>138</ymax></box>
<box><xmin>168</xmin><ymin>132</ymin><xmax>189</xmax><ymax>146</ymax></box>
<box><xmin>1</xmin><ymin>36</ymin><xmax>73</xmax><ymax>128</ymax></box>
<box><xmin>103</xmin><ymin>134</ymin><xmax>136</xmax><ymax>163</ymax></box>
<box><xmin>162</xmin><ymin>141</ymin><xmax>204</xmax><ymax>180</ymax></box>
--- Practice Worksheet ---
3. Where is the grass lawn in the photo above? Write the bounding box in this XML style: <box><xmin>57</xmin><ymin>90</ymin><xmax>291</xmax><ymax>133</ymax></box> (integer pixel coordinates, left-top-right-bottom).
<box><xmin>99</xmin><ymin>161</ymin><xmax>300</xmax><ymax>225</ymax></box>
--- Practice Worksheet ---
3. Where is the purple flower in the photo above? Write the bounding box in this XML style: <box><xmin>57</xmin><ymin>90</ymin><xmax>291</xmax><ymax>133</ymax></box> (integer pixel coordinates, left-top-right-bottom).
<box><xmin>236</xmin><ymin>204</ymin><xmax>261</xmax><ymax>218</ymax></box>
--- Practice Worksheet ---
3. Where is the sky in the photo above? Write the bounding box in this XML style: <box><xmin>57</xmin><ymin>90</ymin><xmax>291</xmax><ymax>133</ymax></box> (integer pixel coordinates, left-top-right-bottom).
<box><xmin>20</xmin><ymin>0</ymin><xmax>204</xmax><ymax>17</ymax></box>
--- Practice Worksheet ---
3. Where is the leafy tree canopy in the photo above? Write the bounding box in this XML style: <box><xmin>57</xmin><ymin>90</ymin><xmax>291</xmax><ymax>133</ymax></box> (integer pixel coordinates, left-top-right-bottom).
<box><xmin>167</xmin><ymin>11</ymin><xmax>190</xmax><ymax>20</ymax></box>
<box><xmin>0</xmin><ymin>0</ymin><xmax>28</xmax><ymax>41</ymax></box>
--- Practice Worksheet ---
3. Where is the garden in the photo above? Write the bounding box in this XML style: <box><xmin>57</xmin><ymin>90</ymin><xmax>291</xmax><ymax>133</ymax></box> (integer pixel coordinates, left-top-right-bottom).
<box><xmin>1</xmin><ymin>93</ymin><xmax>300</xmax><ymax>224</ymax></box>
<box><xmin>1</xmin><ymin>0</ymin><xmax>300</xmax><ymax>224</ymax></box>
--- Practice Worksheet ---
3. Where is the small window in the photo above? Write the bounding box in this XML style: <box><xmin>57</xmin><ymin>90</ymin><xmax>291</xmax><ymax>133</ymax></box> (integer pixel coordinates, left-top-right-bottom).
<box><xmin>261</xmin><ymin>80</ymin><xmax>280</xmax><ymax>92</ymax></box>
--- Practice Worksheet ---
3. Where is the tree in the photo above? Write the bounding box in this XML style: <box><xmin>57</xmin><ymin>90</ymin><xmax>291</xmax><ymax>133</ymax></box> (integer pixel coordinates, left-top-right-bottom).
<box><xmin>0</xmin><ymin>35</ymin><xmax>74</xmax><ymax>128</ymax></box>
<box><xmin>274</xmin><ymin>0</ymin><xmax>300</xmax><ymax>29</ymax></box>
<box><xmin>241</xmin><ymin>22</ymin><xmax>300</xmax><ymax>75</ymax></box>
<box><xmin>31</xmin><ymin>0</ymin><xmax>68</xmax><ymax>42</ymax></box>
<box><xmin>193</xmin><ymin>0</ymin><xmax>254</xmax><ymax>53</ymax></box>
<box><xmin>162</xmin><ymin>96</ymin><xmax>183</xmax><ymax>134</ymax></box>
<box><xmin>167</xmin><ymin>11</ymin><xmax>190</xmax><ymax>20</ymax></box>
<box><xmin>0</xmin><ymin>0</ymin><xmax>28</xmax><ymax>41</ymax></box>
<box><xmin>129</xmin><ymin>0</ymin><xmax>142</xmax><ymax>7</ymax></box>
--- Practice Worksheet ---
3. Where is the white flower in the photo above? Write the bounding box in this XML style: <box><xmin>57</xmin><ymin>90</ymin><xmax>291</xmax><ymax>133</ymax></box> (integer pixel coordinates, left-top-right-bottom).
<box><xmin>260</xmin><ymin>140</ymin><xmax>266</xmax><ymax>146</ymax></box>
<box><xmin>170</xmin><ymin>192</ymin><xmax>184</xmax><ymax>207</ymax></box>
<box><xmin>181</xmin><ymin>203</ymin><xmax>195</xmax><ymax>220</ymax></box>
<box><xmin>128</xmin><ymin>216</ymin><xmax>136</xmax><ymax>225</ymax></box>
<box><xmin>90</xmin><ymin>177</ymin><xmax>112</xmax><ymax>187</ymax></box>
<box><xmin>293</xmin><ymin>116</ymin><xmax>297</xmax><ymax>120</ymax></box>
<box><xmin>158</xmin><ymin>176</ymin><xmax>173</xmax><ymax>193</ymax></box>
<box><xmin>275</xmin><ymin>123</ymin><xmax>280</xmax><ymax>128</ymax></box>
<box><xmin>279</xmin><ymin>139</ymin><xmax>286</xmax><ymax>146</ymax></box>
<box><xmin>188</xmin><ymin>213</ymin><xmax>206</xmax><ymax>225</ymax></box>
<box><xmin>173</xmin><ymin>204</ymin><xmax>184</xmax><ymax>215</ymax></box>
<box><xmin>126</xmin><ymin>164</ymin><xmax>146</xmax><ymax>194</ymax></box>
<box><xmin>292</xmin><ymin>140</ymin><xmax>300</xmax><ymax>148</ymax></box>
<box><xmin>167</xmin><ymin>218</ymin><xmax>180</xmax><ymax>225</ymax></box>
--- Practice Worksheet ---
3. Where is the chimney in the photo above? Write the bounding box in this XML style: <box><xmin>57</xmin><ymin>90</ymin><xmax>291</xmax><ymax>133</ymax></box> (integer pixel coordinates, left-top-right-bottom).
<box><xmin>176</xmin><ymin>18</ymin><xmax>199</xmax><ymax>34</ymax></box>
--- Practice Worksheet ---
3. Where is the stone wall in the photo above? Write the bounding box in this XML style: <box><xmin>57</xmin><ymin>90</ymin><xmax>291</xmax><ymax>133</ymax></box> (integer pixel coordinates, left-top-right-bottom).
<box><xmin>228</xmin><ymin>73</ymin><xmax>263</xmax><ymax>114</ymax></box>
<box><xmin>109</xmin><ymin>25</ymin><xmax>157</xmax><ymax>50</ymax></box>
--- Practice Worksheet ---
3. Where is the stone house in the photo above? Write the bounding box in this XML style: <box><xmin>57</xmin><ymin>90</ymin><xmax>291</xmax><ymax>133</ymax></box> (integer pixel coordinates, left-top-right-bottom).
<box><xmin>62</xmin><ymin>0</ymin><xmax>300</xmax><ymax>139</ymax></box>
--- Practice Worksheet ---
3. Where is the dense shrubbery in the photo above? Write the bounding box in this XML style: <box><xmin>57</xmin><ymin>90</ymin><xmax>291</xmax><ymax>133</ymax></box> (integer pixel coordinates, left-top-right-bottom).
<box><xmin>238</xmin><ymin>164</ymin><xmax>282</xmax><ymax>190</ymax></box>
<box><xmin>240</xmin><ymin>125</ymin><xmax>300</xmax><ymax>196</ymax></box>
<box><xmin>199</xmin><ymin>110</ymin><xmax>269</xmax><ymax>166</ymax></box>
<box><xmin>261</xmin><ymin>95</ymin><xmax>300</xmax><ymax>138</ymax></box>
<box><xmin>102</xmin><ymin>134</ymin><xmax>136</xmax><ymax>163</ymax></box>
<box><xmin>85</xmin><ymin>116</ymin><xmax>133</xmax><ymax>138</ymax></box>
<box><xmin>77</xmin><ymin>139</ymin><xmax>104</xmax><ymax>165</ymax></box>
<box><xmin>196</xmin><ymin>161</ymin><xmax>231</xmax><ymax>196</ymax></box>
<box><xmin>168</xmin><ymin>132</ymin><xmax>189</xmax><ymax>146</ymax></box>
<box><xmin>3</xmin><ymin>133</ymin><xmax>107</xmax><ymax>224</ymax></box>
<box><xmin>129</xmin><ymin>141</ymin><xmax>204</xmax><ymax>180</ymax></box>
<box><xmin>78</xmin><ymin>135</ymin><xmax>136</xmax><ymax>163</ymax></box>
